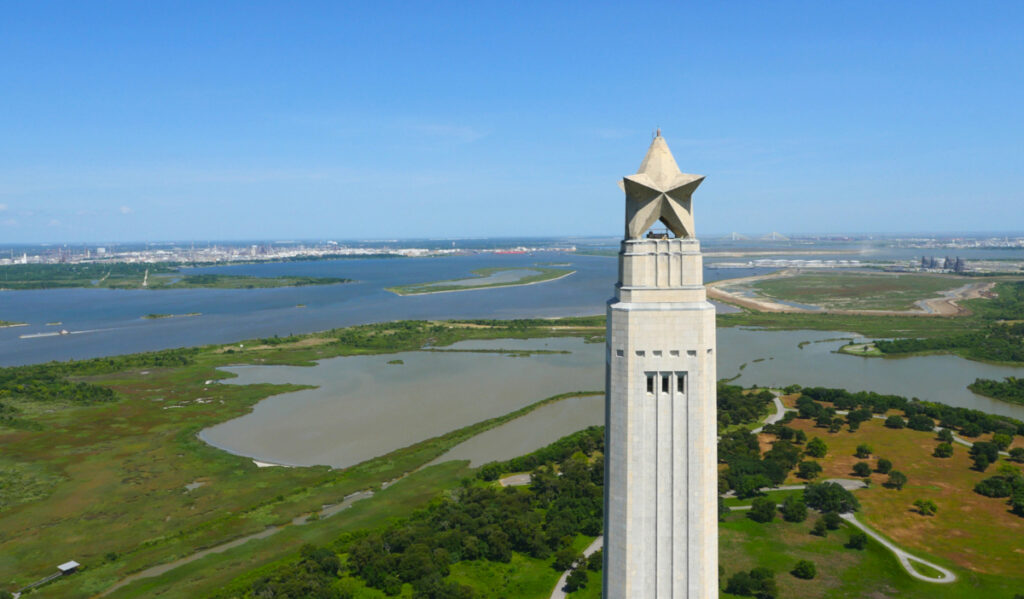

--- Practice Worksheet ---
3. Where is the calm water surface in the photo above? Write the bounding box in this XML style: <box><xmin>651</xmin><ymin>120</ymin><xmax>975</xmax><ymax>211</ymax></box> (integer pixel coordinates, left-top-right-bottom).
<box><xmin>201</xmin><ymin>331</ymin><xmax>1024</xmax><ymax>468</ymax></box>
<box><xmin>0</xmin><ymin>254</ymin><xmax>752</xmax><ymax>366</ymax></box>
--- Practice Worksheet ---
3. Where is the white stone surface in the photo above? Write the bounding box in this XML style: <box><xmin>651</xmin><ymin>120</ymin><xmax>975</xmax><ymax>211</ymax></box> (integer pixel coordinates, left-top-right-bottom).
<box><xmin>604</xmin><ymin>134</ymin><xmax>718</xmax><ymax>598</ymax></box>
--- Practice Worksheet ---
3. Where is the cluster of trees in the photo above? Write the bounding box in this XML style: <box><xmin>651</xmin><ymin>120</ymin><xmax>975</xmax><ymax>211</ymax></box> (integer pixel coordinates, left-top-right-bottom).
<box><xmin>875</xmin><ymin>323</ymin><xmax>1024</xmax><ymax>364</ymax></box>
<box><xmin>969</xmin><ymin>376</ymin><xmax>1024</xmax><ymax>405</ymax></box>
<box><xmin>477</xmin><ymin>426</ymin><xmax>603</xmax><ymax>482</ymax></box>
<box><xmin>974</xmin><ymin>464</ymin><xmax>1024</xmax><ymax>517</ymax></box>
<box><xmin>724</xmin><ymin>566</ymin><xmax>778</xmax><ymax>598</ymax></box>
<box><xmin>717</xmin><ymin>384</ymin><xmax>774</xmax><ymax>430</ymax></box>
<box><xmin>720</xmin><ymin>429</ymin><xmax>803</xmax><ymax>498</ymax></box>
<box><xmin>340</xmin><ymin>443</ymin><xmax>603</xmax><ymax>596</ymax></box>
<box><xmin>796</xmin><ymin>386</ymin><xmax>1024</xmax><ymax>438</ymax></box>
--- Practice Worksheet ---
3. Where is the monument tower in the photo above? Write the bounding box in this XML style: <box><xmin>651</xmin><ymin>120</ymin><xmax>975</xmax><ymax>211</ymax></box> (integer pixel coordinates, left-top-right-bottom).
<box><xmin>604</xmin><ymin>132</ymin><xmax>718</xmax><ymax>598</ymax></box>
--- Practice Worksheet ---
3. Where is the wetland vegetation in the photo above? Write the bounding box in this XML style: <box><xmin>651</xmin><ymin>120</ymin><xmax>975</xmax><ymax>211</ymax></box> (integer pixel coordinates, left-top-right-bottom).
<box><xmin>0</xmin><ymin>262</ymin><xmax>351</xmax><ymax>290</ymax></box>
<box><xmin>386</xmin><ymin>267</ymin><xmax>573</xmax><ymax>295</ymax></box>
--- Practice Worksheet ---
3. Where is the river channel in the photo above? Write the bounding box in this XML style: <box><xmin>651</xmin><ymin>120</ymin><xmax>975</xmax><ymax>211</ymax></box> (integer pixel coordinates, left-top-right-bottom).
<box><xmin>200</xmin><ymin>330</ymin><xmax>1024</xmax><ymax>469</ymax></box>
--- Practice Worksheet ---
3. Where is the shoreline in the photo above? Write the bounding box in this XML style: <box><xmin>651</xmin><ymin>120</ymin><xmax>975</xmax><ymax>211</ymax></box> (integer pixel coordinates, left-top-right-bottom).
<box><xmin>388</xmin><ymin>269</ymin><xmax>576</xmax><ymax>296</ymax></box>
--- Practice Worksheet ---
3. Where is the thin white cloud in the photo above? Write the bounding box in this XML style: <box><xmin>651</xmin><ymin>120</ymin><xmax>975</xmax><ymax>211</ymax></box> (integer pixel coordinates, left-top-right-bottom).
<box><xmin>0</xmin><ymin>203</ymin><xmax>7</xmax><ymax>211</ymax></box>
<box><xmin>120</xmin><ymin>205</ymin><xmax>133</xmax><ymax>214</ymax></box>
<box><xmin>47</xmin><ymin>219</ymin><xmax>61</xmax><ymax>227</ymax></box>
<box><xmin>2</xmin><ymin>218</ymin><xmax>17</xmax><ymax>226</ymax></box>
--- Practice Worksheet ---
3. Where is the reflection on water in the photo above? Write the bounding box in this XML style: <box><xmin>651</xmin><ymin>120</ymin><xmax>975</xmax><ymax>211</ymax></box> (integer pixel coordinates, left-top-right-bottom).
<box><xmin>430</xmin><ymin>394</ymin><xmax>604</xmax><ymax>467</ymax></box>
<box><xmin>200</xmin><ymin>330</ymin><xmax>1024</xmax><ymax>469</ymax></box>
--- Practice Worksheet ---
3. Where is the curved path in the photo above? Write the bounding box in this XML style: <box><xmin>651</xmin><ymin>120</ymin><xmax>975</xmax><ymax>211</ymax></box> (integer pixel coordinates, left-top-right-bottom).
<box><xmin>751</xmin><ymin>392</ymin><xmax>791</xmax><ymax>434</ymax></box>
<box><xmin>549</xmin><ymin>536</ymin><xmax>603</xmax><ymax>599</ymax></box>
<box><xmin>840</xmin><ymin>513</ymin><xmax>957</xmax><ymax>583</ymax></box>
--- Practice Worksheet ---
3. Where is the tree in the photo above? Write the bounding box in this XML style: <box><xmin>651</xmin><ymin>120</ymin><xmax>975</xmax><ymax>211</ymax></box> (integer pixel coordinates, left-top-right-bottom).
<box><xmin>847</xmin><ymin>531</ymin><xmax>868</xmax><ymax>550</ymax></box>
<box><xmin>749</xmin><ymin>497</ymin><xmax>777</xmax><ymax>523</ymax></box>
<box><xmin>552</xmin><ymin>547</ymin><xmax>580</xmax><ymax>571</ymax></box>
<box><xmin>933</xmin><ymin>442</ymin><xmax>954</xmax><ymax>458</ymax></box>
<box><xmin>876</xmin><ymin>458</ymin><xmax>893</xmax><ymax>474</ymax></box>
<box><xmin>797</xmin><ymin>460</ymin><xmax>823</xmax><ymax>480</ymax></box>
<box><xmin>563</xmin><ymin>568</ymin><xmax>588</xmax><ymax>592</ymax></box>
<box><xmin>855</xmin><ymin>444</ymin><xmax>872</xmax><ymax>459</ymax></box>
<box><xmin>885</xmin><ymin>415</ymin><xmax>906</xmax><ymax>429</ymax></box>
<box><xmin>852</xmin><ymin>462</ymin><xmax>872</xmax><ymax>478</ymax></box>
<box><xmin>794</xmin><ymin>430</ymin><xmax>807</xmax><ymax>444</ymax></box>
<box><xmin>782</xmin><ymin>494</ymin><xmax>807</xmax><ymax>523</ymax></box>
<box><xmin>811</xmin><ymin>518</ymin><xmax>828</xmax><ymax>537</ymax></box>
<box><xmin>823</xmin><ymin>511</ymin><xmax>842</xmax><ymax>530</ymax></box>
<box><xmin>886</xmin><ymin>471</ymin><xmax>908</xmax><ymax>490</ymax></box>
<box><xmin>906</xmin><ymin>414</ymin><xmax>934</xmax><ymax>432</ymax></box>
<box><xmin>791</xmin><ymin>560</ymin><xmax>817</xmax><ymax>580</ymax></box>
<box><xmin>806</xmin><ymin>437</ymin><xmax>828</xmax><ymax>458</ymax></box>
<box><xmin>992</xmin><ymin>433</ymin><xmax>1013</xmax><ymax>451</ymax></box>
<box><xmin>937</xmin><ymin>428</ymin><xmax>955</xmax><ymax>443</ymax></box>
<box><xmin>913</xmin><ymin>498</ymin><xmax>938</xmax><ymax>516</ymax></box>
<box><xmin>973</xmin><ymin>453</ymin><xmax>991</xmax><ymax>472</ymax></box>
<box><xmin>804</xmin><ymin>482</ymin><xmax>859</xmax><ymax>513</ymax></box>
<box><xmin>1010</xmin><ymin>447</ymin><xmax>1024</xmax><ymax>463</ymax></box>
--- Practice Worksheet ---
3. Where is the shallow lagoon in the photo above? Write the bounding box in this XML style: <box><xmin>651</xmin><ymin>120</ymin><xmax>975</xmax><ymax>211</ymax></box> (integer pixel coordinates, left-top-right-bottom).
<box><xmin>201</xmin><ymin>329</ymin><xmax>1024</xmax><ymax>469</ymax></box>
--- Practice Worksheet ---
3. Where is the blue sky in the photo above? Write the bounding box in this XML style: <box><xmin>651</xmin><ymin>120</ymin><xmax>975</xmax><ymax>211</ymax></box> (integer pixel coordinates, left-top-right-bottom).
<box><xmin>2</xmin><ymin>1</ymin><xmax>1022</xmax><ymax>242</ymax></box>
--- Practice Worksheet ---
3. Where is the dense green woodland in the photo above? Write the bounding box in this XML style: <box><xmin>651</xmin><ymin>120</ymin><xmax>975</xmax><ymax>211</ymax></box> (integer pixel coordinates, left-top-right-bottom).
<box><xmin>969</xmin><ymin>377</ymin><xmax>1024</xmax><ymax>405</ymax></box>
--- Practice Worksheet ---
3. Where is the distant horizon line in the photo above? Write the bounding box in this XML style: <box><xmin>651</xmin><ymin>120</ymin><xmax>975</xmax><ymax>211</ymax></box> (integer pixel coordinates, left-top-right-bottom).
<box><xmin>3</xmin><ymin>230</ymin><xmax>1024</xmax><ymax>247</ymax></box>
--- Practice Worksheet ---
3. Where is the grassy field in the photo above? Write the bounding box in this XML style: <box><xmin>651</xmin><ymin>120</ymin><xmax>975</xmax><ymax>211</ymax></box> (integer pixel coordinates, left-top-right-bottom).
<box><xmin>386</xmin><ymin>266</ymin><xmax>573</xmax><ymax>295</ymax></box>
<box><xmin>0</xmin><ymin>318</ymin><xmax>604</xmax><ymax>597</ymax></box>
<box><xmin>775</xmin><ymin>417</ymin><xmax>1024</xmax><ymax>578</ymax></box>
<box><xmin>750</xmin><ymin>272</ymin><xmax>967</xmax><ymax>311</ymax></box>
<box><xmin>719</xmin><ymin>510</ymin><xmax>1021</xmax><ymax>598</ymax></box>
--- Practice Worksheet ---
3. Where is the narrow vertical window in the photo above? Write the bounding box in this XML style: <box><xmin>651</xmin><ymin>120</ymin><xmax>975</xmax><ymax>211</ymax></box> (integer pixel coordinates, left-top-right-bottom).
<box><xmin>661</xmin><ymin>375</ymin><xmax>670</xmax><ymax>394</ymax></box>
<box><xmin>646</xmin><ymin>374</ymin><xmax>654</xmax><ymax>394</ymax></box>
<box><xmin>676</xmin><ymin>372</ymin><xmax>687</xmax><ymax>394</ymax></box>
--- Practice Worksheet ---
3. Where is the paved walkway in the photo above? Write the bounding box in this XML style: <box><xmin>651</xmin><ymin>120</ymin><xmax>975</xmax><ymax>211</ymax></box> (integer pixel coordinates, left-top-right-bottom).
<box><xmin>840</xmin><ymin>513</ymin><xmax>957</xmax><ymax>583</ymax></box>
<box><xmin>751</xmin><ymin>392</ymin><xmax>792</xmax><ymax>434</ymax></box>
<box><xmin>499</xmin><ymin>473</ymin><xmax>532</xmax><ymax>487</ymax></box>
<box><xmin>549</xmin><ymin>537</ymin><xmax>603</xmax><ymax>599</ymax></box>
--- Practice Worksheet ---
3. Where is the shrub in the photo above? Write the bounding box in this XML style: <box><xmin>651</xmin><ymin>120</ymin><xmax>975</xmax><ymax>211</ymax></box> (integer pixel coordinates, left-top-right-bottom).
<box><xmin>823</xmin><ymin>511</ymin><xmax>842</xmax><ymax>530</ymax></box>
<box><xmin>855</xmin><ymin>444</ymin><xmax>872</xmax><ymax>459</ymax></box>
<box><xmin>847</xmin><ymin>531</ymin><xmax>868</xmax><ymax>550</ymax></box>
<box><xmin>852</xmin><ymin>462</ymin><xmax>872</xmax><ymax>478</ymax></box>
<box><xmin>885</xmin><ymin>415</ymin><xmax>906</xmax><ymax>429</ymax></box>
<box><xmin>934</xmin><ymin>442</ymin><xmax>954</xmax><ymax>458</ymax></box>
<box><xmin>749</xmin><ymin>497</ymin><xmax>777</xmax><ymax>523</ymax></box>
<box><xmin>782</xmin><ymin>495</ymin><xmax>807</xmax><ymax>523</ymax></box>
<box><xmin>876</xmin><ymin>458</ymin><xmax>893</xmax><ymax>474</ymax></box>
<box><xmin>974</xmin><ymin>476</ymin><xmax>1014</xmax><ymax>498</ymax></box>
<box><xmin>791</xmin><ymin>559</ymin><xmax>816</xmax><ymax>580</ymax></box>
<box><xmin>913</xmin><ymin>498</ymin><xmax>938</xmax><ymax>516</ymax></box>
<box><xmin>937</xmin><ymin>428</ymin><xmax>955</xmax><ymax>443</ymax></box>
<box><xmin>1010</xmin><ymin>447</ymin><xmax>1024</xmax><ymax>462</ymax></box>
<box><xmin>563</xmin><ymin>568</ymin><xmax>588</xmax><ymax>592</ymax></box>
<box><xmin>806</xmin><ymin>437</ymin><xmax>828</xmax><ymax>458</ymax></box>
<box><xmin>811</xmin><ymin>518</ymin><xmax>828</xmax><ymax>537</ymax></box>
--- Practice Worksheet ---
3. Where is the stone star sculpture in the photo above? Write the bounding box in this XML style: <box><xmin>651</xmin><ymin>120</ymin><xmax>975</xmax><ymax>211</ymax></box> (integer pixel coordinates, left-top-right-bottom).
<box><xmin>619</xmin><ymin>132</ymin><xmax>704</xmax><ymax>239</ymax></box>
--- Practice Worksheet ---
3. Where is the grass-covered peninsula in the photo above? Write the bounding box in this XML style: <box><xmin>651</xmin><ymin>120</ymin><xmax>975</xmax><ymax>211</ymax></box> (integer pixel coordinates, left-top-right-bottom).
<box><xmin>387</xmin><ymin>266</ymin><xmax>573</xmax><ymax>295</ymax></box>
<box><xmin>0</xmin><ymin>263</ymin><xmax>351</xmax><ymax>290</ymax></box>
